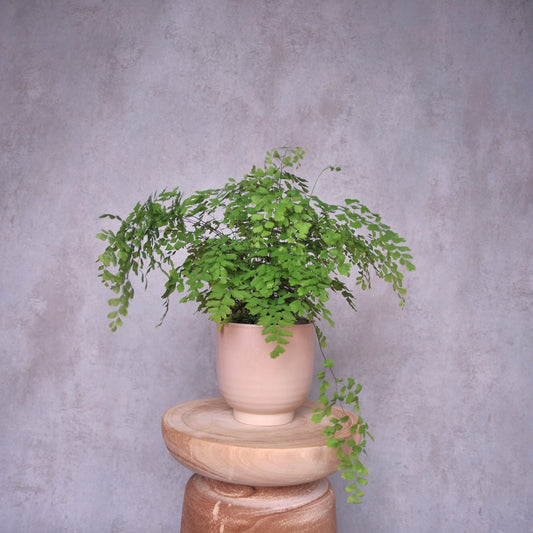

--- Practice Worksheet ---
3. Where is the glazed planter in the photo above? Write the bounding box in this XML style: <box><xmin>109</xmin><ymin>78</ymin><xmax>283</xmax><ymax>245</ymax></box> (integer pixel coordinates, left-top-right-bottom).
<box><xmin>216</xmin><ymin>323</ymin><xmax>316</xmax><ymax>426</ymax></box>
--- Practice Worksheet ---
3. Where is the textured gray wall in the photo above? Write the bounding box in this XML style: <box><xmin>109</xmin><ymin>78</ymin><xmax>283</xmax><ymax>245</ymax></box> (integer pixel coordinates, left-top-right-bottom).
<box><xmin>1</xmin><ymin>1</ymin><xmax>532</xmax><ymax>532</ymax></box>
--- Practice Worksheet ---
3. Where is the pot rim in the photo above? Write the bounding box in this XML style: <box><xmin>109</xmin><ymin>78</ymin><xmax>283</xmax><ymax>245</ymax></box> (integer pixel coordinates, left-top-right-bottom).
<box><xmin>219</xmin><ymin>322</ymin><xmax>315</xmax><ymax>329</ymax></box>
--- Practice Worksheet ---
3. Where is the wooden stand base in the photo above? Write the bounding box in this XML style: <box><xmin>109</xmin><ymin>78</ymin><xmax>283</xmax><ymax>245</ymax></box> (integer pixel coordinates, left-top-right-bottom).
<box><xmin>162</xmin><ymin>399</ymin><xmax>357</xmax><ymax>532</ymax></box>
<box><xmin>180</xmin><ymin>474</ymin><xmax>336</xmax><ymax>533</ymax></box>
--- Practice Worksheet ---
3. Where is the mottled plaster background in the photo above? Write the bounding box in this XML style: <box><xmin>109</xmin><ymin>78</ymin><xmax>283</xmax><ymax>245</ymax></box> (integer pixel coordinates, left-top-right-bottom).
<box><xmin>1</xmin><ymin>1</ymin><xmax>532</xmax><ymax>532</ymax></box>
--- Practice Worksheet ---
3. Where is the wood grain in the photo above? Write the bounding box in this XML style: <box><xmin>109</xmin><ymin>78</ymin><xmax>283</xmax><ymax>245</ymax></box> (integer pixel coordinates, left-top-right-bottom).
<box><xmin>162</xmin><ymin>397</ymin><xmax>359</xmax><ymax>487</ymax></box>
<box><xmin>180</xmin><ymin>474</ymin><xmax>336</xmax><ymax>533</ymax></box>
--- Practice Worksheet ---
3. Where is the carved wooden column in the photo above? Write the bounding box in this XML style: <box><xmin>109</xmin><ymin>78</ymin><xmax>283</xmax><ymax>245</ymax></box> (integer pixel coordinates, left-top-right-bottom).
<box><xmin>162</xmin><ymin>398</ymin><xmax>356</xmax><ymax>532</ymax></box>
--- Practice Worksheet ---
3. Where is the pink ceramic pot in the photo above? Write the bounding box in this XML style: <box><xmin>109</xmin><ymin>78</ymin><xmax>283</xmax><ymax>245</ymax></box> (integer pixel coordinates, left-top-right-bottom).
<box><xmin>216</xmin><ymin>323</ymin><xmax>316</xmax><ymax>426</ymax></box>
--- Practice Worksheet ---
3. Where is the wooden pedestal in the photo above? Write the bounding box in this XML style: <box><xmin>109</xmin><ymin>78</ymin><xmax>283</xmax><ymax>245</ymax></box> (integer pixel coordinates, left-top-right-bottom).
<box><xmin>181</xmin><ymin>474</ymin><xmax>336</xmax><ymax>532</ymax></box>
<box><xmin>162</xmin><ymin>398</ymin><xmax>358</xmax><ymax>532</ymax></box>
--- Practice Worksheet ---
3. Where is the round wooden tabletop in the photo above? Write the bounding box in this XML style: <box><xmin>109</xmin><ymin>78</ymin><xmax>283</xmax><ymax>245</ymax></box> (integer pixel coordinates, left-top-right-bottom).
<box><xmin>162</xmin><ymin>397</ymin><xmax>358</xmax><ymax>487</ymax></box>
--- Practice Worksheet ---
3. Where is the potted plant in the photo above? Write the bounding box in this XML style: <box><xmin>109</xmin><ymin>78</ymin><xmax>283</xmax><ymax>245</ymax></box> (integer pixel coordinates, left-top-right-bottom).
<box><xmin>96</xmin><ymin>147</ymin><xmax>415</xmax><ymax>504</ymax></box>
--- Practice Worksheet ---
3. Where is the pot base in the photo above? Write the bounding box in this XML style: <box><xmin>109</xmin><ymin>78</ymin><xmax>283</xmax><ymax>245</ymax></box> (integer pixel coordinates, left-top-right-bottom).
<box><xmin>233</xmin><ymin>409</ymin><xmax>295</xmax><ymax>426</ymax></box>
